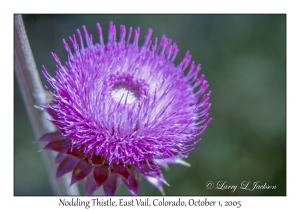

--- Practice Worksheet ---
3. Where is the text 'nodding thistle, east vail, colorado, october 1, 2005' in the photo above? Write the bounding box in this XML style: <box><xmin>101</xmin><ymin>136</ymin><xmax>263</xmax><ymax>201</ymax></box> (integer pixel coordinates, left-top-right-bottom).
<box><xmin>58</xmin><ymin>198</ymin><xmax>230</xmax><ymax>208</ymax></box>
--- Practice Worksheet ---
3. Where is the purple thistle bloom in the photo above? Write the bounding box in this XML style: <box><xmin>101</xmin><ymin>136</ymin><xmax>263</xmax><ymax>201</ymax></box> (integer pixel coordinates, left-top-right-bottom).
<box><xmin>39</xmin><ymin>21</ymin><xmax>211</xmax><ymax>195</ymax></box>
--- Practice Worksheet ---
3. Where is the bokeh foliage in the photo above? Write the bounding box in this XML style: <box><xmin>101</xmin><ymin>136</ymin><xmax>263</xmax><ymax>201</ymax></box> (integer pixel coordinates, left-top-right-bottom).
<box><xmin>14</xmin><ymin>14</ymin><xmax>286</xmax><ymax>195</ymax></box>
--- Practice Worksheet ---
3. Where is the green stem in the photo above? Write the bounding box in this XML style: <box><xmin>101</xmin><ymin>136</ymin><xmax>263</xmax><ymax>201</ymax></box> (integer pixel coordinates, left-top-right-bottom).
<box><xmin>14</xmin><ymin>14</ymin><xmax>79</xmax><ymax>195</ymax></box>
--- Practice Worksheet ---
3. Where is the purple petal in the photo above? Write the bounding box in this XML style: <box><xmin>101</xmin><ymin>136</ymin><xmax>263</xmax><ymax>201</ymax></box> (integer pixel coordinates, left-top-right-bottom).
<box><xmin>55</xmin><ymin>153</ymin><xmax>66</xmax><ymax>164</ymax></box>
<box><xmin>43</xmin><ymin>139</ymin><xmax>71</xmax><ymax>153</ymax></box>
<box><xmin>112</xmin><ymin>165</ymin><xmax>130</xmax><ymax>179</ymax></box>
<box><xmin>93</xmin><ymin>166</ymin><xmax>109</xmax><ymax>187</ymax></box>
<box><xmin>103</xmin><ymin>173</ymin><xmax>118</xmax><ymax>196</ymax></box>
<box><xmin>153</xmin><ymin>159</ymin><xmax>168</xmax><ymax>168</ymax></box>
<box><xmin>145</xmin><ymin>176</ymin><xmax>165</xmax><ymax>195</ymax></box>
<box><xmin>70</xmin><ymin>160</ymin><xmax>93</xmax><ymax>186</ymax></box>
<box><xmin>138</xmin><ymin>163</ymin><xmax>161</xmax><ymax>177</ymax></box>
<box><xmin>138</xmin><ymin>164</ymin><xmax>169</xmax><ymax>192</ymax></box>
<box><xmin>154</xmin><ymin>158</ymin><xmax>191</xmax><ymax>169</ymax></box>
<box><xmin>56</xmin><ymin>155</ymin><xmax>78</xmax><ymax>178</ymax></box>
<box><xmin>67</xmin><ymin>147</ymin><xmax>85</xmax><ymax>159</ymax></box>
<box><xmin>88</xmin><ymin>155</ymin><xmax>105</xmax><ymax>166</ymax></box>
<box><xmin>39</xmin><ymin>131</ymin><xmax>66</xmax><ymax>142</ymax></box>
<box><xmin>122</xmin><ymin>167</ymin><xmax>139</xmax><ymax>195</ymax></box>
<box><xmin>46</xmin><ymin>107</ymin><xmax>58</xmax><ymax>121</ymax></box>
<box><xmin>84</xmin><ymin>173</ymin><xmax>98</xmax><ymax>196</ymax></box>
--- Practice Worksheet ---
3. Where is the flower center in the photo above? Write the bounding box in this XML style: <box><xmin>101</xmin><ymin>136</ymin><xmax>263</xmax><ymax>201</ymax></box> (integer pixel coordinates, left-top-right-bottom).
<box><xmin>111</xmin><ymin>83</ymin><xmax>139</xmax><ymax>104</ymax></box>
<box><xmin>106</xmin><ymin>73</ymin><xmax>149</xmax><ymax>104</ymax></box>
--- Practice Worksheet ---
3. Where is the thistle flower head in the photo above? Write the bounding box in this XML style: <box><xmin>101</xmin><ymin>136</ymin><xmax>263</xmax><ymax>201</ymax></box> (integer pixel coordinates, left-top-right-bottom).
<box><xmin>39</xmin><ymin>21</ymin><xmax>211</xmax><ymax>195</ymax></box>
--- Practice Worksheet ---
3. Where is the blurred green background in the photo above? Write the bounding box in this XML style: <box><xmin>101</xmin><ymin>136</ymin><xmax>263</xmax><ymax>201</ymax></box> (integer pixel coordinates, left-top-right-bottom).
<box><xmin>14</xmin><ymin>14</ymin><xmax>286</xmax><ymax>196</ymax></box>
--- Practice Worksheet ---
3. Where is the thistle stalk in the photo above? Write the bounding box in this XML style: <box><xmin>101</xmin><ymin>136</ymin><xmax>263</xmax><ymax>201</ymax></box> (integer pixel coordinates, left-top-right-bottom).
<box><xmin>14</xmin><ymin>14</ymin><xmax>79</xmax><ymax>195</ymax></box>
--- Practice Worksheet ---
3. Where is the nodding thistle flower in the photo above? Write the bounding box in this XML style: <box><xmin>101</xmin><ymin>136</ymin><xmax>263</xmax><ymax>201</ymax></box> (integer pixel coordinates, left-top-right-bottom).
<box><xmin>39</xmin><ymin>21</ymin><xmax>211</xmax><ymax>195</ymax></box>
